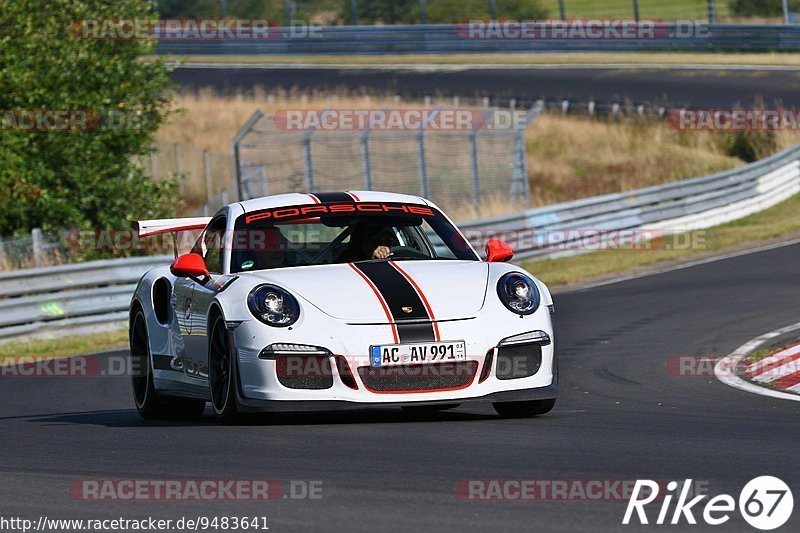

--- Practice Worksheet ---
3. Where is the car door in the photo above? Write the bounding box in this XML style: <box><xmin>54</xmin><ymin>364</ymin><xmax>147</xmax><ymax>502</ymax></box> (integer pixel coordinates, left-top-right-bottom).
<box><xmin>180</xmin><ymin>214</ymin><xmax>227</xmax><ymax>381</ymax></box>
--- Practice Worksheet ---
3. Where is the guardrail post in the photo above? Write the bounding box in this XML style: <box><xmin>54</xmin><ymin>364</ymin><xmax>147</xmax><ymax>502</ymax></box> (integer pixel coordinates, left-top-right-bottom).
<box><xmin>175</xmin><ymin>143</ymin><xmax>184</xmax><ymax>198</ymax></box>
<box><xmin>419</xmin><ymin>0</ymin><xmax>427</xmax><ymax>24</ymax></box>
<box><xmin>31</xmin><ymin>228</ymin><xmax>43</xmax><ymax>268</ymax></box>
<box><xmin>509</xmin><ymin>101</ymin><xmax>541</xmax><ymax>205</ymax></box>
<box><xmin>203</xmin><ymin>150</ymin><xmax>212</xmax><ymax>216</ymax></box>
<box><xmin>559</xmin><ymin>0</ymin><xmax>566</xmax><ymax>20</ymax></box>
<box><xmin>783</xmin><ymin>0</ymin><xmax>790</xmax><ymax>24</ymax></box>
<box><xmin>632</xmin><ymin>0</ymin><xmax>640</xmax><ymax>22</ymax></box>
<box><xmin>708</xmin><ymin>0</ymin><xmax>716</xmax><ymax>23</ymax></box>
<box><xmin>258</xmin><ymin>165</ymin><xmax>268</xmax><ymax>197</ymax></box>
<box><xmin>302</xmin><ymin>129</ymin><xmax>315</xmax><ymax>193</ymax></box>
<box><xmin>350</xmin><ymin>0</ymin><xmax>358</xmax><ymax>25</ymax></box>
<box><xmin>469</xmin><ymin>130</ymin><xmax>481</xmax><ymax>208</ymax></box>
<box><xmin>489</xmin><ymin>0</ymin><xmax>497</xmax><ymax>20</ymax></box>
<box><xmin>231</xmin><ymin>110</ymin><xmax>265</xmax><ymax>201</ymax></box>
<box><xmin>283</xmin><ymin>0</ymin><xmax>292</xmax><ymax>26</ymax></box>
<box><xmin>149</xmin><ymin>143</ymin><xmax>157</xmax><ymax>179</ymax></box>
<box><xmin>417</xmin><ymin>130</ymin><xmax>429</xmax><ymax>198</ymax></box>
<box><xmin>360</xmin><ymin>129</ymin><xmax>373</xmax><ymax>191</ymax></box>
<box><xmin>0</xmin><ymin>236</ymin><xmax>6</xmax><ymax>268</ymax></box>
<box><xmin>511</xmin><ymin>130</ymin><xmax>529</xmax><ymax>204</ymax></box>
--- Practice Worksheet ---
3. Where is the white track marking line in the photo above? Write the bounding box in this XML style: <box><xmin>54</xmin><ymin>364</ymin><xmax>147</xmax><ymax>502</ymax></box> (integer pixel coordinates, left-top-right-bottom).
<box><xmin>715</xmin><ymin>321</ymin><xmax>800</xmax><ymax>402</ymax></box>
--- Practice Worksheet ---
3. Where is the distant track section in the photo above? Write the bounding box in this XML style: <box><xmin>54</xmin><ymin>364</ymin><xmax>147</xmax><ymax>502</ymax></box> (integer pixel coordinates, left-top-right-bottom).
<box><xmin>170</xmin><ymin>65</ymin><xmax>800</xmax><ymax>109</ymax></box>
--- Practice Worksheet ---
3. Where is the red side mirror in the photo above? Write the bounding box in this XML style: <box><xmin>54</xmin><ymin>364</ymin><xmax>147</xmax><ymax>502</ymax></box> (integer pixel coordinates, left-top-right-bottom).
<box><xmin>170</xmin><ymin>253</ymin><xmax>210</xmax><ymax>280</ymax></box>
<box><xmin>486</xmin><ymin>239</ymin><xmax>514</xmax><ymax>263</ymax></box>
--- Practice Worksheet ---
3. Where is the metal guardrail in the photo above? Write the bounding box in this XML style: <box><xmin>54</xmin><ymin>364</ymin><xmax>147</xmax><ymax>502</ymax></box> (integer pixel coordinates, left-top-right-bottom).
<box><xmin>156</xmin><ymin>23</ymin><xmax>800</xmax><ymax>55</ymax></box>
<box><xmin>459</xmin><ymin>144</ymin><xmax>800</xmax><ymax>259</ymax></box>
<box><xmin>1</xmin><ymin>144</ymin><xmax>800</xmax><ymax>343</ymax></box>
<box><xmin>0</xmin><ymin>256</ymin><xmax>170</xmax><ymax>342</ymax></box>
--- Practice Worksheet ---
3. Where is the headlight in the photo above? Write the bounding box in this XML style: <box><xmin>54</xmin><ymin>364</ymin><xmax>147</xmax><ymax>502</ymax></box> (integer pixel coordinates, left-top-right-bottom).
<box><xmin>497</xmin><ymin>273</ymin><xmax>540</xmax><ymax>315</ymax></box>
<box><xmin>248</xmin><ymin>284</ymin><xmax>300</xmax><ymax>327</ymax></box>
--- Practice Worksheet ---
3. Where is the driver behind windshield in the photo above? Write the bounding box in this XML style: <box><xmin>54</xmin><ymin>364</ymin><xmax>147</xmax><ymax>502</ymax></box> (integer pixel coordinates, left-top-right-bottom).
<box><xmin>237</xmin><ymin>226</ymin><xmax>287</xmax><ymax>271</ymax></box>
<box><xmin>338</xmin><ymin>223</ymin><xmax>396</xmax><ymax>262</ymax></box>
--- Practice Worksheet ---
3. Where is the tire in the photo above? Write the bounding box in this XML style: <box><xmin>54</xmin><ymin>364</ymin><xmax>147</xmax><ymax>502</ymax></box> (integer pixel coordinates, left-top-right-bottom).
<box><xmin>401</xmin><ymin>403</ymin><xmax>460</xmax><ymax>413</ymax></box>
<box><xmin>493</xmin><ymin>399</ymin><xmax>556</xmax><ymax>418</ymax></box>
<box><xmin>208</xmin><ymin>313</ymin><xmax>240</xmax><ymax>423</ymax></box>
<box><xmin>130</xmin><ymin>308</ymin><xmax>206</xmax><ymax>420</ymax></box>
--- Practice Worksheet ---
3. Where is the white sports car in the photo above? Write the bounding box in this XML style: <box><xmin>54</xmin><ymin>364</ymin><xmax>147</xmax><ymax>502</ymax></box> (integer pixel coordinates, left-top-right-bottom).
<box><xmin>129</xmin><ymin>191</ymin><xmax>557</xmax><ymax>421</ymax></box>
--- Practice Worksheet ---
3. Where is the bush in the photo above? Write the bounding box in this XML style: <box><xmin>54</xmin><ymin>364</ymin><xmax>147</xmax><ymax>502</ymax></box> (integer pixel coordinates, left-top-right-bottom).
<box><xmin>0</xmin><ymin>0</ymin><xmax>178</xmax><ymax>241</ymax></box>
<box><xmin>729</xmin><ymin>0</ymin><xmax>800</xmax><ymax>17</ymax></box>
<box><xmin>717</xmin><ymin>130</ymin><xmax>778</xmax><ymax>162</ymax></box>
<box><xmin>344</xmin><ymin>0</ymin><xmax>549</xmax><ymax>24</ymax></box>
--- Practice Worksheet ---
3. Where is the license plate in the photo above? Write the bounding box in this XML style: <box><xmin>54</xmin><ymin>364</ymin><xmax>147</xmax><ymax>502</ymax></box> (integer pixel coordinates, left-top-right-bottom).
<box><xmin>370</xmin><ymin>341</ymin><xmax>466</xmax><ymax>367</ymax></box>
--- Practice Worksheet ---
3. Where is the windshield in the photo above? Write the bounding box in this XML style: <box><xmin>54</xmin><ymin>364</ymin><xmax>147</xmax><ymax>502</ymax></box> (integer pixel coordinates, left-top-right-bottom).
<box><xmin>230</xmin><ymin>202</ymin><xmax>478</xmax><ymax>273</ymax></box>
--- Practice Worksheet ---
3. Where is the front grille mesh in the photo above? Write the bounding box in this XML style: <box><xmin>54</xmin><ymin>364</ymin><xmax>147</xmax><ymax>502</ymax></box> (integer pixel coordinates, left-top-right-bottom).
<box><xmin>276</xmin><ymin>355</ymin><xmax>334</xmax><ymax>390</ymax></box>
<box><xmin>357</xmin><ymin>361</ymin><xmax>478</xmax><ymax>392</ymax></box>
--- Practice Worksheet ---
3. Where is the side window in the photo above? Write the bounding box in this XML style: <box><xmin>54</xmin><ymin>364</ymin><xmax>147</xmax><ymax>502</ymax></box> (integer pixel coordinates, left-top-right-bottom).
<box><xmin>192</xmin><ymin>216</ymin><xmax>226</xmax><ymax>274</ymax></box>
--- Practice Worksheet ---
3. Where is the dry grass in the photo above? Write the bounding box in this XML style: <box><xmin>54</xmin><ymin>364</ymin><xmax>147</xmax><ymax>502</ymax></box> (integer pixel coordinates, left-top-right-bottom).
<box><xmin>526</xmin><ymin>114</ymin><xmax>746</xmax><ymax>206</ymax></box>
<box><xmin>0</xmin><ymin>328</ymin><xmax>128</xmax><ymax>358</ymax></box>
<box><xmin>158</xmin><ymin>90</ymin><xmax>800</xmax><ymax>218</ymax></box>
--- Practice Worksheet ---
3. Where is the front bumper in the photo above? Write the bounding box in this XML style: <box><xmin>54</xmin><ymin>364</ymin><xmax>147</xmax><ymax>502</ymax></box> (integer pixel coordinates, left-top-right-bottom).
<box><xmin>231</xmin><ymin>304</ymin><xmax>557</xmax><ymax>411</ymax></box>
<box><xmin>236</xmin><ymin>384</ymin><xmax>559</xmax><ymax>412</ymax></box>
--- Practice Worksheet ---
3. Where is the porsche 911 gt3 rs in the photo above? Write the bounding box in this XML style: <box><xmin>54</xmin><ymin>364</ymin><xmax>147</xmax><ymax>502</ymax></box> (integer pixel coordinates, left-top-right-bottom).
<box><xmin>129</xmin><ymin>191</ymin><xmax>557</xmax><ymax>421</ymax></box>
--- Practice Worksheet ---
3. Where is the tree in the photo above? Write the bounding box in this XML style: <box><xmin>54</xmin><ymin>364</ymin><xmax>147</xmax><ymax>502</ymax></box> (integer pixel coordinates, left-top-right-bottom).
<box><xmin>427</xmin><ymin>0</ymin><xmax>549</xmax><ymax>22</ymax></box>
<box><xmin>0</xmin><ymin>0</ymin><xmax>177</xmax><ymax>239</ymax></box>
<box><xmin>342</xmin><ymin>0</ymin><xmax>549</xmax><ymax>24</ymax></box>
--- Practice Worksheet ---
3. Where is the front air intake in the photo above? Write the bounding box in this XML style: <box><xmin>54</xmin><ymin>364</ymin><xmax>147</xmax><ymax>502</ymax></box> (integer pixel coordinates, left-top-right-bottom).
<box><xmin>495</xmin><ymin>343</ymin><xmax>542</xmax><ymax>380</ymax></box>
<box><xmin>357</xmin><ymin>361</ymin><xmax>478</xmax><ymax>393</ymax></box>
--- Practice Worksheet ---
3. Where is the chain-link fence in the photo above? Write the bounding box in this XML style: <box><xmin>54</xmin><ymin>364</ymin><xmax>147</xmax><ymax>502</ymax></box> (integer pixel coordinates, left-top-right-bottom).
<box><xmin>0</xmin><ymin>229</ymin><xmax>64</xmax><ymax>271</ymax></box>
<box><xmin>233</xmin><ymin>104</ymin><xmax>542</xmax><ymax>215</ymax></box>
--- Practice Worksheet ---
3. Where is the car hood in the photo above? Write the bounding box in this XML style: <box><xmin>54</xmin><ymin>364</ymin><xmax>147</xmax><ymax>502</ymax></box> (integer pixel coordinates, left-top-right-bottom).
<box><xmin>246</xmin><ymin>261</ymin><xmax>489</xmax><ymax>323</ymax></box>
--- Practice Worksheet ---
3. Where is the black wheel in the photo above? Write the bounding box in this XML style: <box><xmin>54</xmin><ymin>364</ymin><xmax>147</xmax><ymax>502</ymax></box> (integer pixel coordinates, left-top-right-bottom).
<box><xmin>493</xmin><ymin>399</ymin><xmax>556</xmax><ymax>418</ymax></box>
<box><xmin>130</xmin><ymin>308</ymin><xmax>206</xmax><ymax>420</ymax></box>
<box><xmin>401</xmin><ymin>403</ymin><xmax>460</xmax><ymax>413</ymax></box>
<box><xmin>208</xmin><ymin>314</ymin><xmax>240</xmax><ymax>423</ymax></box>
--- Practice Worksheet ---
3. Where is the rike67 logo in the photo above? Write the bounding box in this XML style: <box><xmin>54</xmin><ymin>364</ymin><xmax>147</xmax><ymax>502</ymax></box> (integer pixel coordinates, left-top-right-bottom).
<box><xmin>623</xmin><ymin>477</ymin><xmax>793</xmax><ymax>530</ymax></box>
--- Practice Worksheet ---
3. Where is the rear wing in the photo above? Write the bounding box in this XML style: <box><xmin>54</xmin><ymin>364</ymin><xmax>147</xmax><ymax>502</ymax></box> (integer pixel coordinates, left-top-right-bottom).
<box><xmin>132</xmin><ymin>217</ymin><xmax>211</xmax><ymax>238</ymax></box>
<box><xmin>132</xmin><ymin>217</ymin><xmax>212</xmax><ymax>258</ymax></box>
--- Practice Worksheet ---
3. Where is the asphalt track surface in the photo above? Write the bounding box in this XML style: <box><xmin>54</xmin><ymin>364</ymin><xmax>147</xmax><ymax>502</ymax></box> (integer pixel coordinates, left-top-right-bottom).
<box><xmin>171</xmin><ymin>66</ymin><xmax>800</xmax><ymax>108</ymax></box>
<box><xmin>2</xmin><ymin>242</ymin><xmax>800</xmax><ymax>532</ymax></box>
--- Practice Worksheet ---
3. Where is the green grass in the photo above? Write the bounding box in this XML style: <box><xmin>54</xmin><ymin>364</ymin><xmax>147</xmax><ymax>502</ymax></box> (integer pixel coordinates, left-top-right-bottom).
<box><xmin>559</xmin><ymin>0</ymin><xmax>728</xmax><ymax>20</ymax></box>
<box><xmin>0</xmin><ymin>329</ymin><xmax>128</xmax><ymax>359</ymax></box>
<box><xmin>520</xmin><ymin>193</ymin><xmax>800</xmax><ymax>287</ymax></box>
